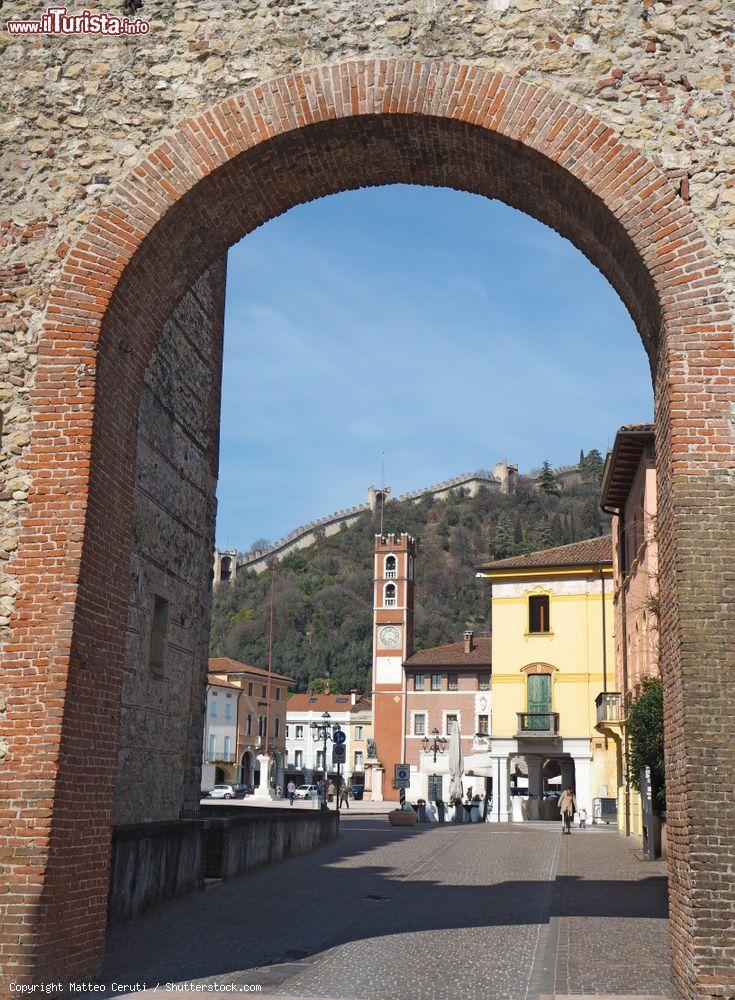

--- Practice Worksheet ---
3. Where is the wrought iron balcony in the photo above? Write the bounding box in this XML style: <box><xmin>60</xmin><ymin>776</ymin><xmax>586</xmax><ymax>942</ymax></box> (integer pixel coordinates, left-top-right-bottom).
<box><xmin>516</xmin><ymin>712</ymin><xmax>559</xmax><ymax>737</ymax></box>
<box><xmin>595</xmin><ymin>691</ymin><xmax>623</xmax><ymax>728</ymax></box>
<box><xmin>203</xmin><ymin>751</ymin><xmax>236</xmax><ymax>764</ymax></box>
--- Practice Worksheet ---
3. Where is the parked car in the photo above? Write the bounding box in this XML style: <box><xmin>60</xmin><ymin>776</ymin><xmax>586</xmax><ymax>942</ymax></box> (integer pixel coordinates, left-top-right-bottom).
<box><xmin>209</xmin><ymin>784</ymin><xmax>237</xmax><ymax>799</ymax></box>
<box><xmin>293</xmin><ymin>784</ymin><xmax>319</xmax><ymax>799</ymax></box>
<box><xmin>231</xmin><ymin>783</ymin><xmax>250</xmax><ymax>798</ymax></box>
<box><xmin>350</xmin><ymin>784</ymin><xmax>365</xmax><ymax>801</ymax></box>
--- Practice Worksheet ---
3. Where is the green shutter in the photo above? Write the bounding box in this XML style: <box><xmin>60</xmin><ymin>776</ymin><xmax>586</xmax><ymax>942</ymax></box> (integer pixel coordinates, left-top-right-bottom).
<box><xmin>527</xmin><ymin>674</ymin><xmax>552</xmax><ymax>729</ymax></box>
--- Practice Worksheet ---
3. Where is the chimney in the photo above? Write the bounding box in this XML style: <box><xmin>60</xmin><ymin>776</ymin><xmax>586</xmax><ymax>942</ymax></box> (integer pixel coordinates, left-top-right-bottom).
<box><xmin>464</xmin><ymin>630</ymin><xmax>474</xmax><ymax>654</ymax></box>
<box><xmin>350</xmin><ymin>689</ymin><xmax>358</xmax><ymax>706</ymax></box>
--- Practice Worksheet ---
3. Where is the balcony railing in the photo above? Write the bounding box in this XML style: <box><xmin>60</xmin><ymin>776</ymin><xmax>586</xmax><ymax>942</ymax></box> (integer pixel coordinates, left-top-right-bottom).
<box><xmin>203</xmin><ymin>752</ymin><xmax>236</xmax><ymax>764</ymax></box>
<box><xmin>517</xmin><ymin>712</ymin><xmax>559</xmax><ymax>737</ymax></box>
<box><xmin>595</xmin><ymin>691</ymin><xmax>623</xmax><ymax>726</ymax></box>
<box><xmin>385</xmin><ymin>569</ymin><xmax>397</xmax><ymax>579</ymax></box>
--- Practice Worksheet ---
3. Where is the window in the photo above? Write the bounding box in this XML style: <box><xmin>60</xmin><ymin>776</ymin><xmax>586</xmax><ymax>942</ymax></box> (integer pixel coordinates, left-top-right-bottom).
<box><xmin>445</xmin><ymin>713</ymin><xmax>458</xmax><ymax>736</ymax></box>
<box><xmin>224</xmin><ymin>735</ymin><xmax>231</xmax><ymax>757</ymax></box>
<box><xmin>529</xmin><ymin>595</ymin><xmax>550</xmax><ymax>634</ymax></box>
<box><xmin>414</xmin><ymin>713</ymin><xmax>426</xmax><ymax>736</ymax></box>
<box><xmin>275</xmin><ymin>717</ymin><xmax>280</xmax><ymax>738</ymax></box>
<box><xmin>246</xmin><ymin>713</ymin><xmax>252</xmax><ymax>735</ymax></box>
<box><xmin>414</xmin><ymin>673</ymin><xmax>425</xmax><ymax>691</ymax></box>
<box><xmin>448</xmin><ymin>673</ymin><xmax>458</xmax><ymax>691</ymax></box>
<box><xmin>479</xmin><ymin>673</ymin><xmax>490</xmax><ymax>691</ymax></box>
<box><xmin>262</xmin><ymin>685</ymin><xmax>267</xmax><ymax>698</ymax></box>
<box><xmin>354</xmin><ymin>725</ymin><xmax>363</xmax><ymax>740</ymax></box>
<box><xmin>431</xmin><ymin>673</ymin><xmax>442</xmax><ymax>691</ymax></box>
<box><xmin>275</xmin><ymin>688</ymin><xmax>280</xmax><ymax>701</ymax></box>
<box><xmin>385</xmin><ymin>554</ymin><xmax>397</xmax><ymax>578</ymax></box>
<box><xmin>295</xmin><ymin>725</ymin><xmax>304</xmax><ymax>739</ymax></box>
<box><xmin>208</xmin><ymin>734</ymin><xmax>216</xmax><ymax>759</ymax></box>
<box><xmin>258</xmin><ymin>715</ymin><xmax>264</xmax><ymax>737</ymax></box>
<box><xmin>354</xmin><ymin>751</ymin><xmax>364</xmax><ymax>770</ymax></box>
<box><xmin>316</xmin><ymin>750</ymin><xmax>325</xmax><ymax>770</ymax></box>
<box><xmin>248</xmin><ymin>682</ymin><xmax>253</xmax><ymax>696</ymax></box>
<box><xmin>224</xmin><ymin>697</ymin><xmax>232</xmax><ymax>720</ymax></box>
<box><xmin>477</xmin><ymin>714</ymin><xmax>489</xmax><ymax>735</ymax></box>
<box><xmin>148</xmin><ymin>594</ymin><xmax>170</xmax><ymax>673</ymax></box>
<box><xmin>384</xmin><ymin>583</ymin><xmax>397</xmax><ymax>607</ymax></box>
<box><xmin>294</xmin><ymin>750</ymin><xmax>303</xmax><ymax>768</ymax></box>
<box><xmin>209</xmin><ymin>693</ymin><xmax>217</xmax><ymax>717</ymax></box>
<box><xmin>285</xmin><ymin>725</ymin><xmax>290</xmax><ymax>739</ymax></box>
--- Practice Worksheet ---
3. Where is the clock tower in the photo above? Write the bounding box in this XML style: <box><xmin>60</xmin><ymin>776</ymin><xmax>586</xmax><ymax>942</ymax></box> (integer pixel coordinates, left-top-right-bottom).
<box><xmin>370</xmin><ymin>532</ymin><xmax>415</xmax><ymax>801</ymax></box>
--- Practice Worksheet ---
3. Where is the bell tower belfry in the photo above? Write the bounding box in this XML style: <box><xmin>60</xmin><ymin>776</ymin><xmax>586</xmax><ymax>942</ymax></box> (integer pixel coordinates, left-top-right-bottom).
<box><xmin>368</xmin><ymin>532</ymin><xmax>415</xmax><ymax>802</ymax></box>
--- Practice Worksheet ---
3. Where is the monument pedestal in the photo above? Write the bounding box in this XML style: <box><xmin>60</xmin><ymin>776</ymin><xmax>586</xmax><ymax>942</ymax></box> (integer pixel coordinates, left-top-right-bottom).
<box><xmin>365</xmin><ymin>759</ymin><xmax>384</xmax><ymax>802</ymax></box>
<box><xmin>253</xmin><ymin>754</ymin><xmax>278</xmax><ymax>800</ymax></box>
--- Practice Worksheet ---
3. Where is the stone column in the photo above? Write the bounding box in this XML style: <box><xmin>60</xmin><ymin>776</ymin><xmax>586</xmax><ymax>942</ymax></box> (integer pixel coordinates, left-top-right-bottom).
<box><xmin>489</xmin><ymin>756</ymin><xmax>510</xmax><ymax>822</ymax></box>
<box><xmin>572</xmin><ymin>755</ymin><xmax>592</xmax><ymax>817</ymax></box>
<box><xmin>526</xmin><ymin>755</ymin><xmax>543</xmax><ymax>821</ymax></box>
<box><xmin>253</xmin><ymin>754</ymin><xmax>277</xmax><ymax>800</ymax></box>
<box><xmin>560</xmin><ymin>758</ymin><xmax>575</xmax><ymax>791</ymax></box>
<box><xmin>372</xmin><ymin>766</ymin><xmax>384</xmax><ymax>802</ymax></box>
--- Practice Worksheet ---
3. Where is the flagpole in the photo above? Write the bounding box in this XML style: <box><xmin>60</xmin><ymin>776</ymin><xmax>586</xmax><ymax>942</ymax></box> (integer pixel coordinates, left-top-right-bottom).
<box><xmin>264</xmin><ymin>567</ymin><xmax>275</xmax><ymax>774</ymax></box>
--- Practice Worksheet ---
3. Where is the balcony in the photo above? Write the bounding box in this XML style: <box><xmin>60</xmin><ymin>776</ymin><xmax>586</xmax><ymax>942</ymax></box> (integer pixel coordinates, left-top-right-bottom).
<box><xmin>595</xmin><ymin>691</ymin><xmax>623</xmax><ymax>730</ymax></box>
<box><xmin>516</xmin><ymin>712</ymin><xmax>559</xmax><ymax>737</ymax></box>
<box><xmin>203</xmin><ymin>751</ymin><xmax>236</xmax><ymax>764</ymax></box>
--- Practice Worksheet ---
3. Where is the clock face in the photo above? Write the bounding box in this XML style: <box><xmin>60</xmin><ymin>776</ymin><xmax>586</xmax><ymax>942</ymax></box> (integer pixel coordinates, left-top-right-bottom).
<box><xmin>379</xmin><ymin>625</ymin><xmax>401</xmax><ymax>649</ymax></box>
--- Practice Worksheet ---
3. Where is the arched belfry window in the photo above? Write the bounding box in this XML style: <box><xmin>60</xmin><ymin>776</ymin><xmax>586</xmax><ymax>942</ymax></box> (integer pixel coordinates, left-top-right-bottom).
<box><xmin>384</xmin><ymin>583</ymin><xmax>397</xmax><ymax>608</ymax></box>
<box><xmin>385</xmin><ymin>554</ymin><xmax>397</xmax><ymax>579</ymax></box>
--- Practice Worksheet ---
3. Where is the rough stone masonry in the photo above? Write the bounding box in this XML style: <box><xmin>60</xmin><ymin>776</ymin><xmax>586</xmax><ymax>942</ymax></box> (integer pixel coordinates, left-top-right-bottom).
<box><xmin>1</xmin><ymin>2</ymin><xmax>735</xmax><ymax>998</ymax></box>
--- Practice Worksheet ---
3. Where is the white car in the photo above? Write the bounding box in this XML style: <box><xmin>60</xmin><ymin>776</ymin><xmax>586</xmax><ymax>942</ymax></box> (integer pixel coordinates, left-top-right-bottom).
<box><xmin>209</xmin><ymin>784</ymin><xmax>236</xmax><ymax>799</ymax></box>
<box><xmin>293</xmin><ymin>784</ymin><xmax>319</xmax><ymax>799</ymax></box>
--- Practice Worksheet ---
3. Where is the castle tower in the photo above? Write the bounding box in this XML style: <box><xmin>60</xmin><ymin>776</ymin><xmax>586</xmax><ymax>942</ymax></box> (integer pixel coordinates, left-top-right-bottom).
<box><xmin>369</xmin><ymin>532</ymin><xmax>415</xmax><ymax>802</ymax></box>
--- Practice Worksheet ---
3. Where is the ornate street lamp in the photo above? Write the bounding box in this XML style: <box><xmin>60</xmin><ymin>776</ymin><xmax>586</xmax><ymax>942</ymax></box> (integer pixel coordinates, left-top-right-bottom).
<box><xmin>422</xmin><ymin>727</ymin><xmax>447</xmax><ymax>763</ymax></box>
<box><xmin>310</xmin><ymin>711</ymin><xmax>332</xmax><ymax>808</ymax></box>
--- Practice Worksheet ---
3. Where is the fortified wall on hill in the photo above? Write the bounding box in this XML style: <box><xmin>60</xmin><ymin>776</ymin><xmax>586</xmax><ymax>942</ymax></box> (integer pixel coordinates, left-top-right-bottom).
<box><xmin>213</xmin><ymin>459</ymin><xmax>585</xmax><ymax>584</ymax></box>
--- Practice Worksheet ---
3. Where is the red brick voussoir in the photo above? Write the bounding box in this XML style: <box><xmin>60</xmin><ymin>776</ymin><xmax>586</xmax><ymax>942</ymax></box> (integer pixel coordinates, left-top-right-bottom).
<box><xmin>1</xmin><ymin>59</ymin><xmax>733</xmax><ymax>999</ymax></box>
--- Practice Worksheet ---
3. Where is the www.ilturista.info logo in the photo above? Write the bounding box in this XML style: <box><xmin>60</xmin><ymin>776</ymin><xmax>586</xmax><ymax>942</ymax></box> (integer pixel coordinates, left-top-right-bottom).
<box><xmin>6</xmin><ymin>5</ymin><xmax>150</xmax><ymax>34</ymax></box>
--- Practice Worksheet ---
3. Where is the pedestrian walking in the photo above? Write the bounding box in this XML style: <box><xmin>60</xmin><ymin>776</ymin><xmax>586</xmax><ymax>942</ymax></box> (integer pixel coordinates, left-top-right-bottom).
<box><xmin>558</xmin><ymin>786</ymin><xmax>576</xmax><ymax>834</ymax></box>
<box><xmin>339</xmin><ymin>784</ymin><xmax>350</xmax><ymax>809</ymax></box>
<box><xmin>275</xmin><ymin>783</ymin><xmax>283</xmax><ymax>799</ymax></box>
<box><xmin>287</xmin><ymin>779</ymin><xmax>296</xmax><ymax>805</ymax></box>
<box><xmin>578</xmin><ymin>807</ymin><xmax>587</xmax><ymax>829</ymax></box>
<box><xmin>327</xmin><ymin>780</ymin><xmax>335</xmax><ymax>803</ymax></box>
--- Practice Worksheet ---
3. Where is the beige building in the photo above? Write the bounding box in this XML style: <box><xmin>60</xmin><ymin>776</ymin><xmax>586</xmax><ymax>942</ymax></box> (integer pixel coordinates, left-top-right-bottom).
<box><xmin>599</xmin><ymin>424</ymin><xmax>659</xmax><ymax>841</ymax></box>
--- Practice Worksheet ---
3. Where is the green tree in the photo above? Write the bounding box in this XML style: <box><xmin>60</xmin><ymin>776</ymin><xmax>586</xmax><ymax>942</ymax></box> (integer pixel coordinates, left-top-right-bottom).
<box><xmin>537</xmin><ymin>460</ymin><xmax>560</xmax><ymax>495</ymax></box>
<box><xmin>628</xmin><ymin>677</ymin><xmax>666</xmax><ymax>813</ymax></box>
<box><xmin>493</xmin><ymin>512</ymin><xmax>514</xmax><ymax>558</ymax></box>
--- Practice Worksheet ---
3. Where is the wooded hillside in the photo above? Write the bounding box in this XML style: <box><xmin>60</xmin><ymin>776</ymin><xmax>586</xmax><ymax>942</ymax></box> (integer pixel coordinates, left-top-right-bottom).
<box><xmin>210</xmin><ymin>452</ymin><xmax>607</xmax><ymax>694</ymax></box>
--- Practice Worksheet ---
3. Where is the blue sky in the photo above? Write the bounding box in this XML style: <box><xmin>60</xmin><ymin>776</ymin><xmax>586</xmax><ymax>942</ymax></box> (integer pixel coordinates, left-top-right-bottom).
<box><xmin>216</xmin><ymin>185</ymin><xmax>653</xmax><ymax>552</ymax></box>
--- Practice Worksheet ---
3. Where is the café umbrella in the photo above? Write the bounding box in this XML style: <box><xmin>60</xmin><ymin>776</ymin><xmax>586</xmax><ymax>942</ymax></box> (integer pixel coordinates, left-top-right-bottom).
<box><xmin>448</xmin><ymin>722</ymin><xmax>464</xmax><ymax>802</ymax></box>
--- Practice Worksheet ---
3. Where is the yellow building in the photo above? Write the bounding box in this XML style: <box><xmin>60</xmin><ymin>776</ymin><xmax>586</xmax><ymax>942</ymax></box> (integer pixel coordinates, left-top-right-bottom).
<box><xmin>477</xmin><ymin>536</ymin><xmax>618</xmax><ymax>824</ymax></box>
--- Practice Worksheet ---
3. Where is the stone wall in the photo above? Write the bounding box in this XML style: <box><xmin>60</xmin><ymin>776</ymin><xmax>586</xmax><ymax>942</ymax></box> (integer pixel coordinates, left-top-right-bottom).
<box><xmin>114</xmin><ymin>259</ymin><xmax>226</xmax><ymax>825</ymax></box>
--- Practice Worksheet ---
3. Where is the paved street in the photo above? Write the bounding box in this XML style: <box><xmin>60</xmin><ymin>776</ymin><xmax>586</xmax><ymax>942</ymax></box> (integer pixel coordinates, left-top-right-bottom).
<box><xmin>103</xmin><ymin>818</ymin><xmax>671</xmax><ymax>1000</ymax></box>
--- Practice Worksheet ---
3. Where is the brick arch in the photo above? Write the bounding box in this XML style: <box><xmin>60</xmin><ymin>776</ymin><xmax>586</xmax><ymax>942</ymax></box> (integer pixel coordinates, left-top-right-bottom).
<box><xmin>5</xmin><ymin>59</ymin><xmax>734</xmax><ymax>993</ymax></box>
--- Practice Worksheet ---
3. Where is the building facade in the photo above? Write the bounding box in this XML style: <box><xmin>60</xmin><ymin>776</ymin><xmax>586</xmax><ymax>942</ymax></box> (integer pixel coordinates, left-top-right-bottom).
<box><xmin>477</xmin><ymin>537</ymin><xmax>617</xmax><ymax>824</ymax></box>
<box><xmin>285</xmin><ymin>691</ymin><xmax>372</xmax><ymax>787</ymax></box>
<box><xmin>201</xmin><ymin>674</ymin><xmax>241</xmax><ymax>790</ymax></box>
<box><xmin>204</xmin><ymin>657</ymin><xmax>293</xmax><ymax>793</ymax></box>
<box><xmin>599</xmin><ymin>424</ymin><xmax>659</xmax><ymax>841</ymax></box>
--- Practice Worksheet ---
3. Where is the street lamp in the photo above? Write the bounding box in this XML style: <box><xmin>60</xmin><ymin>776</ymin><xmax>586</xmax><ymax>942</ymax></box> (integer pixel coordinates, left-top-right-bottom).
<box><xmin>422</xmin><ymin>727</ymin><xmax>447</xmax><ymax>763</ymax></box>
<box><xmin>311</xmin><ymin>711</ymin><xmax>332</xmax><ymax>808</ymax></box>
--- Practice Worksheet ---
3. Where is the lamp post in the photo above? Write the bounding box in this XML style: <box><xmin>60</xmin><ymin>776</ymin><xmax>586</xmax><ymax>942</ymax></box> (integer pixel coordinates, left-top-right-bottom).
<box><xmin>311</xmin><ymin>711</ymin><xmax>332</xmax><ymax>809</ymax></box>
<box><xmin>422</xmin><ymin>727</ymin><xmax>447</xmax><ymax>763</ymax></box>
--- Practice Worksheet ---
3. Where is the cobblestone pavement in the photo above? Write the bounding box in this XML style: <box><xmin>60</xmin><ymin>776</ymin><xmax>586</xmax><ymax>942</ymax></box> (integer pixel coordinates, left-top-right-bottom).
<box><xmin>103</xmin><ymin>818</ymin><xmax>671</xmax><ymax>1000</ymax></box>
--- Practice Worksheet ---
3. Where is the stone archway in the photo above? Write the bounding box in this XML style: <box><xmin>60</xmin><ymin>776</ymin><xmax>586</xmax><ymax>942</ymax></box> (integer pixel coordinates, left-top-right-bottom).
<box><xmin>2</xmin><ymin>60</ymin><xmax>734</xmax><ymax>996</ymax></box>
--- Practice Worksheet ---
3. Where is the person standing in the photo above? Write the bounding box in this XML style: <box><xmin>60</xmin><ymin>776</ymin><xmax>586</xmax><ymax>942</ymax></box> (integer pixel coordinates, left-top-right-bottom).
<box><xmin>340</xmin><ymin>784</ymin><xmax>350</xmax><ymax>809</ymax></box>
<box><xmin>327</xmin><ymin>780</ymin><xmax>335</xmax><ymax>803</ymax></box>
<box><xmin>287</xmin><ymin>779</ymin><xmax>296</xmax><ymax>806</ymax></box>
<box><xmin>578</xmin><ymin>807</ymin><xmax>587</xmax><ymax>830</ymax></box>
<box><xmin>558</xmin><ymin>786</ymin><xmax>576</xmax><ymax>834</ymax></box>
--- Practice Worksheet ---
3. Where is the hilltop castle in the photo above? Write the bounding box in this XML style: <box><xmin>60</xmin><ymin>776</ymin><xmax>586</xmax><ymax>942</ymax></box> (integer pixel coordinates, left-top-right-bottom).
<box><xmin>213</xmin><ymin>459</ymin><xmax>584</xmax><ymax>586</ymax></box>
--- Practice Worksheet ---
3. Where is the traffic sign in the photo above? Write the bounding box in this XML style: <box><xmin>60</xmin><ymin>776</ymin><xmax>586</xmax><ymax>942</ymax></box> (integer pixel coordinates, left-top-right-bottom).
<box><xmin>394</xmin><ymin>763</ymin><xmax>410</xmax><ymax>782</ymax></box>
<box><xmin>332</xmin><ymin>744</ymin><xmax>346</xmax><ymax>764</ymax></box>
<box><xmin>333</xmin><ymin>729</ymin><xmax>346</xmax><ymax>745</ymax></box>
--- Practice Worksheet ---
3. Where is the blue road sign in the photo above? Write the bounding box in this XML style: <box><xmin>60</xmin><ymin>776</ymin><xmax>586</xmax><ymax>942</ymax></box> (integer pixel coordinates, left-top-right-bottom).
<box><xmin>333</xmin><ymin>729</ymin><xmax>346</xmax><ymax>745</ymax></box>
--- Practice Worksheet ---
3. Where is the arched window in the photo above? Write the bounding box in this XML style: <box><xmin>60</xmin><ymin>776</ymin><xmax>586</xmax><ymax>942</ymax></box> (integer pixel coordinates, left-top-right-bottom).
<box><xmin>384</xmin><ymin>583</ymin><xmax>397</xmax><ymax>608</ymax></box>
<box><xmin>385</xmin><ymin>554</ymin><xmax>397</xmax><ymax>579</ymax></box>
<box><xmin>275</xmin><ymin>717</ymin><xmax>280</xmax><ymax>738</ymax></box>
<box><xmin>220</xmin><ymin>556</ymin><xmax>231</xmax><ymax>582</ymax></box>
<box><xmin>258</xmin><ymin>715</ymin><xmax>264</xmax><ymax>737</ymax></box>
<box><xmin>246</xmin><ymin>713</ymin><xmax>252</xmax><ymax>736</ymax></box>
